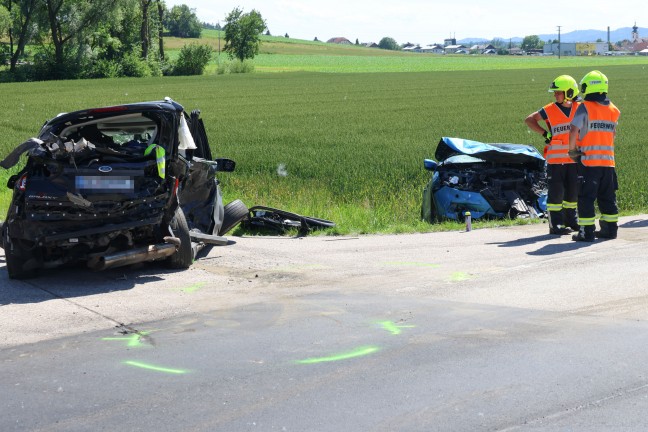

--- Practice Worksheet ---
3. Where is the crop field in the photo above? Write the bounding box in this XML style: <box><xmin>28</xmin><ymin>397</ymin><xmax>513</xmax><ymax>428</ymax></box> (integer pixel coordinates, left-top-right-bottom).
<box><xmin>1</xmin><ymin>58</ymin><xmax>648</xmax><ymax>234</ymax></box>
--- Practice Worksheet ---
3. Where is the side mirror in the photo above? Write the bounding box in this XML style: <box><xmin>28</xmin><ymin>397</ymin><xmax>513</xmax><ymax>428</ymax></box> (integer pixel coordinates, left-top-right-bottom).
<box><xmin>215</xmin><ymin>158</ymin><xmax>236</xmax><ymax>172</ymax></box>
<box><xmin>424</xmin><ymin>159</ymin><xmax>438</xmax><ymax>171</ymax></box>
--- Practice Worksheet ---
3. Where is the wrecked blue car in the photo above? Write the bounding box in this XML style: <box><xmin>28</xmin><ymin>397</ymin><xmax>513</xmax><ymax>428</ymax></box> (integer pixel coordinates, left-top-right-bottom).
<box><xmin>422</xmin><ymin>137</ymin><xmax>548</xmax><ymax>223</ymax></box>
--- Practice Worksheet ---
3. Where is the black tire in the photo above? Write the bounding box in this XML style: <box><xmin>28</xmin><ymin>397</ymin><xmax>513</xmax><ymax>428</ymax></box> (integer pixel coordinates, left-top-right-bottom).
<box><xmin>219</xmin><ymin>199</ymin><xmax>249</xmax><ymax>235</ymax></box>
<box><xmin>166</xmin><ymin>207</ymin><xmax>193</xmax><ymax>269</ymax></box>
<box><xmin>2</xmin><ymin>224</ymin><xmax>32</xmax><ymax>280</ymax></box>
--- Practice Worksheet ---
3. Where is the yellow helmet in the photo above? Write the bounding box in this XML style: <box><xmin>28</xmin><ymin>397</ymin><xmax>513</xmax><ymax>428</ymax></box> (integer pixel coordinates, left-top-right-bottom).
<box><xmin>548</xmin><ymin>75</ymin><xmax>579</xmax><ymax>100</ymax></box>
<box><xmin>580</xmin><ymin>70</ymin><xmax>608</xmax><ymax>95</ymax></box>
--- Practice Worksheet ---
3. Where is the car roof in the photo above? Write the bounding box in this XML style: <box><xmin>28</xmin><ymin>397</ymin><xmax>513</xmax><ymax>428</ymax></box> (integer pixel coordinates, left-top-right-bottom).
<box><xmin>43</xmin><ymin>99</ymin><xmax>184</xmax><ymax>127</ymax></box>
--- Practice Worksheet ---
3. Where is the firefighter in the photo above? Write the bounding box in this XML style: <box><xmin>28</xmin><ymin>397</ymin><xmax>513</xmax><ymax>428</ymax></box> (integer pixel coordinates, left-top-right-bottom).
<box><xmin>568</xmin><ymin>70</ymin><xmax>620</xmax><ymax>242</ymax></box>
<box><xmin>525</xmin><ymin>75</ymin><xmax>580</xmax><ymax>235</ymax></box>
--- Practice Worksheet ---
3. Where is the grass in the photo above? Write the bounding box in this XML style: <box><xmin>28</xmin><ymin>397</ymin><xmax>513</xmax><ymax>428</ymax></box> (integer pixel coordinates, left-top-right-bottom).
<box><xmin>2</xmin><ymin>40</ymin><xmax>648</xmax><ymax>234</ymax></box>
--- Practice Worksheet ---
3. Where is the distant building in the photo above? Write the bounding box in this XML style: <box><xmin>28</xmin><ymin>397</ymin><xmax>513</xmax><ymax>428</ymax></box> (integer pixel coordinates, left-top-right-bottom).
<box><xmin>420</xmin><ymin>44</ymin><xmax>445</xmax><ymax>54</ymax></box>
<box><xmin>543</xmin><ymin>42</ymin><xmax>608</xmax><ymax>56</ymax></box>
<box><xmin>363</xmin><ymin>42</ymin><xmax>379</xmax><ymax>48</ymax></box>
<box><xmin>444</xmin><ymin>44</ymin><xmax>467</xmax><ymax>54</ymax></box>
<box><xmin>469</xmin><ymin>44</ymin><xmax>497</xmax><ymax>54</ymax></box>
<box><xmin>443</xmin><ymin>38</ymin><xmax>456</xmax><ymax>46</ymax></box>
<box><xmin>327</xmin><ymin>37</ymin><xmax>352</xmax><ymax>45</ymax></box>
<box><xmin>403</xmin><ymin>44</ymin><xmax>421</xmax><ymax>52</ymax></box>
<box><xmin>624</xmin><ymin>22</ymin><xmax>648</xmax><ymax>53</ymax></box>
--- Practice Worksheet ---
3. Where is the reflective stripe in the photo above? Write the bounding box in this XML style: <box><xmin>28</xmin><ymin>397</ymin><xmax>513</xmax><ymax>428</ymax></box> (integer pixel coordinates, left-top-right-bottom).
<box><xmin>144</xmin><ymin>144</ymin><xmax>166</xmax><ymax>179</ymax></box>
<box><xmin>547</xmin><ymin>144</ymin><xmax>570</xmax><ymax>151</ymax></box>
<box><xmin>547</xmin><ymin>203</ymin><xmax>563</xmax><ymax>211</ymax></box>
<box><xmin>545</xmin><ymin>120</ymin><xmax>576</xmax><ymax>138</ymax></box>
<box><xmin>579</xmin><ymin>145</ymin><xmax>614</xmax><ymax>151</ymax></box>
<box><xmin>582</xmin><ymin>154</ymin><xmax>615</xmax><ymax>161</ymax></box>
<box><xmin>600</xmin><ymin>213</ymin><xmax>619</xmax><ymax>222</ymax></box>
<box><xmin>563</xmin><ymin>201</ymin><xmax>577</xmax><ymax>209</ymax></box>
<box><xmin>587</xmin><ymin>120</ymin><xmax>617</xmax><ymax>131</ymax></box>
<box><xmin>578</xmin><ymin>217</ymin><xmax>596</xmax><ymax>226</ymax></box>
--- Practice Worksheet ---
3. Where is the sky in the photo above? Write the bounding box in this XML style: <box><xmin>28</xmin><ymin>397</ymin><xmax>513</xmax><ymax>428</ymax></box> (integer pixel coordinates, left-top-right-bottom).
<box><xmin>164</xmin><ymin>0</ymin><xmax>645</xmax><ymax>44</ymax></box>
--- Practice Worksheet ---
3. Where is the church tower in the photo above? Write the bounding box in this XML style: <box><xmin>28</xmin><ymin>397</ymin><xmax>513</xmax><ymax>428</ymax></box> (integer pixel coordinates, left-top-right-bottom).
<box><xmin>632</xmin><ymin>22</ymin><xmax>640</xmax><ymax>42</ymax></box>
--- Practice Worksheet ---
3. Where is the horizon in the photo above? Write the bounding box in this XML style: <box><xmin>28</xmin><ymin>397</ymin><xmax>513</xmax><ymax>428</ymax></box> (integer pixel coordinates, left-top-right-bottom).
<box><xmin>164</xmin><ymin>0</ymin><xmax>645</xmax><ymax>45</ymax></box>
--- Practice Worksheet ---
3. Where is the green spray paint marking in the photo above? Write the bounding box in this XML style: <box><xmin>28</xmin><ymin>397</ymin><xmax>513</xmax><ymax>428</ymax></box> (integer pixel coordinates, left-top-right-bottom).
<box><xmin>450</xmin><ymin>272</ymin><xmax>472</xmax><ymax>282</ymax></box>
<box><xmin>103</xmin><ymin>331</ymin><xmax>152</xmax><ymax>347</ymax></box>
<box><xmin>377</xmin><ymin>321</ymin><xmax>415</xmax><ymax>335</ymax></box>
<box><xmin>181</xmin><ymin>282</ymin><xmax>206</xmax><ymax>293</ymax></box>
<box><xmin>124</xmin><ymin>361</ymin><xmax>188</xmax><ymax>374</ymax></box>
<box><xmin>384</xmin><ymin>261</ymin><xmax>440</xmax><ymax>268</ymax></box>
<box><xmin>296</xmin><ymin>346</ymin><xmax>379</xmax><ymax>364</ymax></box>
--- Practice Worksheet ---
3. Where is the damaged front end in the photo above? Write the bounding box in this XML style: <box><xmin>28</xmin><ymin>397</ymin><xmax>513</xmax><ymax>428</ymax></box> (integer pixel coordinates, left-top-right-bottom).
<box><xmin>422</xmin><ymin>137</ymin><xmax>548</xmax><ymax>223</ymax></box>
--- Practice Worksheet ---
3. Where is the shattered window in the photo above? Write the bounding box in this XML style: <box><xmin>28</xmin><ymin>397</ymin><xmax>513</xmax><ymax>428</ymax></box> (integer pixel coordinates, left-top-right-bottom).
<box><xmin>61</xmin><ymin>113</ymin><xmax>158</xmax><ymax>149</ymax></box>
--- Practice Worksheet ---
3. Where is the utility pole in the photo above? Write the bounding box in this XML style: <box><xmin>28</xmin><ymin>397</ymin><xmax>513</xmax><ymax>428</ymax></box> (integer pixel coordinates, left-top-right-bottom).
<box><xmin>557</xmin><ymin>25</ymin><xmax>561</xmax><ymax>59</ymax></box>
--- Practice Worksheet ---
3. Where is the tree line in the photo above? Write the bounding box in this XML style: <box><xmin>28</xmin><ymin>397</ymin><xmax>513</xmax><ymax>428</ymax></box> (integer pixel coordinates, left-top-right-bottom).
<box><xmin>0</xmin><ymin>0</ymin><xmax>204</xmax><ymax>81</ymax></box>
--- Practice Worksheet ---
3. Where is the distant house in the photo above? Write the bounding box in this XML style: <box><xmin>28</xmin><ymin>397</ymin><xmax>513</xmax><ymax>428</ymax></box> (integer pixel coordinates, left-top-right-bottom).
<box><xmin>327</xmin><ymin>37</ymin><xmax>352</xmax><ymax>45</ymax></box>
<box><xmin>509</xmin><ymin>47</ymin><xmax>525</xmax><ymax>55</ymax></box>
<box><xmin>469</xmin><ymin>44</ymin><xmax>497</xmax><ymax>54</ymax></box>
<box><xmin>444</xmin><ymin>44</ymin><xmax>467</xmax><ymax>54</ymax></box>
<box><xmin>403</xmin><ymin>45</ymin><xmax>421</xmax><ymax>52</ymax></box>
<box><xmin>363</xmin><ymin>42</ymin><xmax>379</xmax><ymax>48</ymax></box>
<box><xmin>420</xmin><ymin>44</ymin><xmax>445</xmax><ymax>54</ymax></box>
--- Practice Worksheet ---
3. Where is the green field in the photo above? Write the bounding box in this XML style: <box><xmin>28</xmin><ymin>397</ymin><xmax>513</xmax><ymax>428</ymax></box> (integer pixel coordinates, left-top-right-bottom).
<box><xmin>2</xmin><ymin>38</ymin><xmax>648</xmax><ymax>234</ymax></box>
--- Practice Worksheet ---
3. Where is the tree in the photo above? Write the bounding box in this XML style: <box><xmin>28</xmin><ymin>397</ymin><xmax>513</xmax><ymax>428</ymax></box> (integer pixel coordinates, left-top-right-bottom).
<box><xmin>3</xmin><ymin>0</ymin><xmax>41</xmax><ymax>72</ymax></box>
<box><xmin>173</xmin><ymin>43</ymin><xmax>212</xmax><ymax>75</ymax></box>
<box><xmin>355</xmin><ymin>38</ymin><xmax>359</xmax><ymax>45</ymax></box>
<box><xmin>165</xmin><ymin>4</ymin><xmax>201</xmax><ymax>38</ymax></box>
<box><xmin>140</xmin><ymin>0</ymin><xmax>153</xmax><ymax>58</ymax></box>
<box><xmin>265</xmin><ymin>29</ymin><xmax>270</xmax><ymax>36</ymax></box>
<box><xmin>521</xmin><ymin>35</ymin><xmax>542</xmax><ymax>51</ymax></box>
<box><xmin>223</xmin><ymin>7</ymin><xmax>266</xmax><ymax>62</ymax></box>
<box><xmin>284</xmin><ymin>32</ymin><xmax>288</xmax><ymax>38</ymax></box>
<box><xmin>0</xmin><ymin>4</ymin><xmax>9</xmax><ymax>37</ymax></box>
<box><xmin>42</xmin><ymin>0</ymin><xmax>121</xmax><ymax>78</ymax></box>
<box><xmin>378</xmin><ymin>36</ymin><xmax>399</xmax><ymax>51</ymax></box>
<box><xmin>156</xmin><ymin>0</ymin><xmax>164</xmax><ymax>59</ymax></box>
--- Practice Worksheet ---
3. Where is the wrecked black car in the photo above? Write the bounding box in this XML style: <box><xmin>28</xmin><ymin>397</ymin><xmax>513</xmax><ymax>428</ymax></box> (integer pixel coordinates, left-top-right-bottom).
<box><xmin>422</xmin><ymin>137</ymin><xmax>548</xmax><ymax>223</ymax></box>
<box><xmin>0</xmin><ymin>98</ymin><xmax>248</xmax><ymax>279</ymax></box>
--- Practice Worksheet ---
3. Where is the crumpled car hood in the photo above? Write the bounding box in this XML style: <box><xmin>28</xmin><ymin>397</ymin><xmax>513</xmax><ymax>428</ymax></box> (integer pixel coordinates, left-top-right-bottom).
<box><xmin>435</xmin><ymin>137</ymin><xmax>545</xmax><ymax>169</ymax></box>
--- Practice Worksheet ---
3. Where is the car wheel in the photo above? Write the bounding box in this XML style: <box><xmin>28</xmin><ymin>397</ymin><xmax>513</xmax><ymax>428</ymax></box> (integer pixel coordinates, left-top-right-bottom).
<box><xmin>2</xmin><ymin>225</ymin><xmax>32</xmax><ymax>280</ymax></box>
<box><xmin>219</xmin><ymin>199</ymin><xmax>249</xmax><ymax>235</ymax></box>
<box><xmin>166</xmin><ymin>207</ymin><xmax>193</xmax><ymax>269</ymax></box>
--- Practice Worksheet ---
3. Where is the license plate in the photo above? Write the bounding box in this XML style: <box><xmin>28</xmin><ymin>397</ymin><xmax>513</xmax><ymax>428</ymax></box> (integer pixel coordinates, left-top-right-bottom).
<box><xmin>75</xmin><ymin>176</ymin><xmax>134</xmax><ymax>193</ymax></box>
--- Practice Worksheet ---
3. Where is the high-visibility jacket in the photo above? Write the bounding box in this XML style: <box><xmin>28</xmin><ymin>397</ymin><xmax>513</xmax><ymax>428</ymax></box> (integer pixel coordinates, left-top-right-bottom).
<box><xmin>544</xmin><ymin>102</ymin><xmax>579</xmax><ymax>165</ymax></box>
<box><xmin>577</xmin><ymin>101</ymin><xmax>620</xmax><ymax>167</ymax></box>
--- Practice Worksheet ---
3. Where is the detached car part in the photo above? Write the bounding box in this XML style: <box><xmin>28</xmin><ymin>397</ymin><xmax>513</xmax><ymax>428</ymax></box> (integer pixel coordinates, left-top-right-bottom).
<box><xmin>0</xmin><ymin>98</ymin><xmax>248</xmax><ymax>279</ymax></box>
<box><xmin>422</xmin><ymin>137</ymin><xmax>548</xmax><ymax>223</ymax></box>
<box><xmin>242</xmin><ymin>206</ymin><xmax>336</xmax><ymax>235</ymax></box>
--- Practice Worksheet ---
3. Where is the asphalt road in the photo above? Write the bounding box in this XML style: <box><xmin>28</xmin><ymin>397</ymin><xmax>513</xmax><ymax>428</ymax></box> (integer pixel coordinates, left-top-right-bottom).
<box><xmin>2</xmin><ymin>215</ymin><xmax>648</xmax><ymax>431</ymax></box>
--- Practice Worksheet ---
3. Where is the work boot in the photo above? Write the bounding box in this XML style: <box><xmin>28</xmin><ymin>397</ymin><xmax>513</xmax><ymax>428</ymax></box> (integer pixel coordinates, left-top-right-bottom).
<box><xmin>548</xmin><ymin>211</ymin><xmax>568</xmax><ymax>235</ymax></box>
<box><xmin>595</xmin><ymin>220</ymin><xmax>618</xmax><ymax>239</ymax></box>
<box><xmin>572</xmin><ymin>225</ymin><xmax>595</xmax><ymax>242</ymax></box>
<box><xmin>564</xmin><ymin>208</ymin><xmax>579</xmax><ymax>231</ymax></box>
<box><xmin>549</xmin><ymin>225</ymin><xmax>572</xmax><ymax>235</ymax></box>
